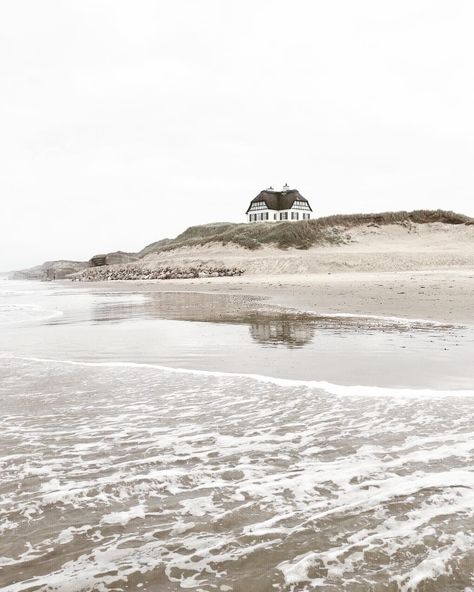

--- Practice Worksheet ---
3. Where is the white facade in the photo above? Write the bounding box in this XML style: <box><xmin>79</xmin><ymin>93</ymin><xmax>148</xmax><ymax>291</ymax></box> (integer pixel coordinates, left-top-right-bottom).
<box><xmin>247</xmin><ymin>208</ymin><xmax>311</xmax><ymax>223</ymax></box>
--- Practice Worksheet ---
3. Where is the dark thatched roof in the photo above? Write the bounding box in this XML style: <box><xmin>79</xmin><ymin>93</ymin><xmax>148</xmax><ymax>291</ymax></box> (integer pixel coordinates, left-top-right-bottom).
<box><xmin>246</xmin><ymin>189</ymin><xmax>312</xmax><ymax>213</ymax></box>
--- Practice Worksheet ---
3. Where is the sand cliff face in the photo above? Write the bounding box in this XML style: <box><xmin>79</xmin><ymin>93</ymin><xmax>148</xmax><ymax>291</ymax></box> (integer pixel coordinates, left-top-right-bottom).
<box><xmin>11</xmin><ymin>252</ymin><xmax>138</xmax><ymax>280</ymax></box>
<box><xmin>126</xmin><ymin>222</ymin><xmax>474</xmax><ymax>276</ymax></box>
<box><xmin>11</xmin><ymin>260</ymin><xmax>88</xmax><ymax>280</ymax></box>
<box><xmin>12</xmin><ymin>217</ymin><xmax>474</xmax><ymax>280</ymax></box>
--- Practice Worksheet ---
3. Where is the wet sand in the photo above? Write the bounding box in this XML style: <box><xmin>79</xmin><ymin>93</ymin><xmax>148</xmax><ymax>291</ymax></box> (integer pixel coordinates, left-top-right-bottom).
<box><xmin>4</xmin><ymin>288</ymin><xmax>472</xmax><ymax>390</ymax></box>
<box><xmin>67</xmin><ymin>269</ymin><xmax>474</xmax><ymax>326</ymax></box>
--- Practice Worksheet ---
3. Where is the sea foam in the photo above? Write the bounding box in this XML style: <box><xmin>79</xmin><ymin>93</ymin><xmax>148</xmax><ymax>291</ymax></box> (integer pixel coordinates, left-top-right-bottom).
<box><xmin>1</xmin><ymin>356</ymin><xmax>474</xmax><ymax>590</ymax></box>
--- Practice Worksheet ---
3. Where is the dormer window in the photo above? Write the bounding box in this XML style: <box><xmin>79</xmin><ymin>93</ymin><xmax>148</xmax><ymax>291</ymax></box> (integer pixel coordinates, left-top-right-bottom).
<box><xmin>250</xmin><ymin>201</ymin><xmax>267</xmax><ymax>211</ymax></box>
<box><xmin>293</xmin><ymin>200</ymin><xmax>310</xmax><ymax>210</ymax></box>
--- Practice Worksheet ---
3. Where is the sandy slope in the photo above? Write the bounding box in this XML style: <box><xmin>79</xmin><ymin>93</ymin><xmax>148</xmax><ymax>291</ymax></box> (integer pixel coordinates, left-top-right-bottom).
<box><xmin>141</xmin><ymin>222</ymin><xmax>474</xmax><ymax>274</ymax></box>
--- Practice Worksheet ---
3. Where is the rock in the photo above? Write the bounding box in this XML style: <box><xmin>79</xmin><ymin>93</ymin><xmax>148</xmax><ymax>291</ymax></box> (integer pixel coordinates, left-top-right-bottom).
<box><xmin>72</xmin><ymin>264</ymin><xmax>245</xmax><ymax>282</ymax></box>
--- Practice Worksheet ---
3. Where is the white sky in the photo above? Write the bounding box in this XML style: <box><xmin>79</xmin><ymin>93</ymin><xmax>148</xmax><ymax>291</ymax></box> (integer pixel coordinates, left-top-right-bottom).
<box><xmin>2</xmin><ymin>0</ymin><xmax>474</xmax><ymax>270</ymax></box>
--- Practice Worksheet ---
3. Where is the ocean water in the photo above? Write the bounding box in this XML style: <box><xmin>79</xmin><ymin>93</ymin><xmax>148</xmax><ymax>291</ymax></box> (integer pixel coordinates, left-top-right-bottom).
<box><xmin>1</xmin><ymin>280</ymin><xmax>474</xmax><ymax>591</ymax></box>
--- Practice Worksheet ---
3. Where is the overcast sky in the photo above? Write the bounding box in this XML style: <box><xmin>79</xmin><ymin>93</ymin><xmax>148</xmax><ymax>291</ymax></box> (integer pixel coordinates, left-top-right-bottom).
<box><xmin>2</xmin><ymin>0</ymin><xmax>474</xmax><ymax>270</ymax></box>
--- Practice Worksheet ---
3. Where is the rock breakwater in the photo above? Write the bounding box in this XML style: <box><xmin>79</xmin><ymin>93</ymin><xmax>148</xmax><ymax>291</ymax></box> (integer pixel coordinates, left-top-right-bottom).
<box><xmin>73</xmin><ymin>264</ymin><xmax>244</xmax><ymax>281</ymax></box>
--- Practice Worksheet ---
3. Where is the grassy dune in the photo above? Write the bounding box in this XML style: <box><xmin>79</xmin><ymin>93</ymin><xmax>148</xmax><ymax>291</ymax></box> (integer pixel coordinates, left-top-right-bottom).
<box><xmin>142</xmin><ymin>210</ymin><xmax>473</xmax><ymax>253</ymax></box>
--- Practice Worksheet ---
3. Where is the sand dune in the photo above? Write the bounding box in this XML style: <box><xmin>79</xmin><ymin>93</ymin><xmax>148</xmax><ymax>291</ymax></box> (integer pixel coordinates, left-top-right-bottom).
<box><xmin>140</xmin><ymin>222</ymin><xmax>474</xmax><ymax>275</ymax></box>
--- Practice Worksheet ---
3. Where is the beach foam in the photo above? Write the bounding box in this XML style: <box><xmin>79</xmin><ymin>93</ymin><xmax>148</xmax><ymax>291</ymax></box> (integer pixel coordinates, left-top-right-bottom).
<box><xmin>1</xmin><ymin>356</ymin><xmax>474</xmax><ymax>590</ymax></box>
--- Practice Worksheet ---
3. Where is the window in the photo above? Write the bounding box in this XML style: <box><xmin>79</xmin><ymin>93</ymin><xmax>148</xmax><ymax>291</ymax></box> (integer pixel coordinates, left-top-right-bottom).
<box><xmin>295</xmin><ymin>212</ymin><xmax>299</xmax><ymax>220</ymax></box>
<box><xmin>265</xmin><ymin>212</ymin><xmax>269</xmax><ymax>220</ymax></box>
<box><xmin>280</xmin><ymin>212</ymin><xmax>288</xmax><ymax>221</ymax></box>
<box><xmin>274</xmin><ymin>213</ymin><xmax>277</xmax><ymax>220</ymax></box>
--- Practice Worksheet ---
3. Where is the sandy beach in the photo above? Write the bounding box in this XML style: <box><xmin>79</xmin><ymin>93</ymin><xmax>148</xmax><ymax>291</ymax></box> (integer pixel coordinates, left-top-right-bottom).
<box><xmin>64</xmin><ymin>221</ymin><xmax>474</xmax><ymax>325</ymax></box>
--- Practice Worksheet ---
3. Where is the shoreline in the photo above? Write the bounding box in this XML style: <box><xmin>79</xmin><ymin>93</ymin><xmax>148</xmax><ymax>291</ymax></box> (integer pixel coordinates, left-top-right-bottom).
<box><xmin>60</xmin><ymin>268</ymin><xmax>474</xmax><ymax>326</ymax></box>
<box><xmin>4</xmin><ymin>274</ymin><xmax>474</xmax><ymax>391</ymax></box>
<box><xmin>4</xmin><ymin>353</ymin><xmax>474</xmax><ymax>398</ymax></box>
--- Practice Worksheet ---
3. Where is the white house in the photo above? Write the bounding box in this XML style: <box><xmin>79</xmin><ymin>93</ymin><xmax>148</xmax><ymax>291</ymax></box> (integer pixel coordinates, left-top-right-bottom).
<box><xmin>246</xmin><ymin>184</ymin><xmax>313</xmax><ymax>223</ymax></box>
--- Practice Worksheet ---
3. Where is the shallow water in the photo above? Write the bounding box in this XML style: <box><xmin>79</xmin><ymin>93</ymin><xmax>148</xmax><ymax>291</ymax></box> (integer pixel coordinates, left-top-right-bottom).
<box><xmin>1</xmin><ymin>280</ymin><xmax>474</xmax><ymax>591</ymax></box>
<box><xmin>1</xmin><ymin>281</ymin><xmax>474</xmax><ymax>390</ymax></box>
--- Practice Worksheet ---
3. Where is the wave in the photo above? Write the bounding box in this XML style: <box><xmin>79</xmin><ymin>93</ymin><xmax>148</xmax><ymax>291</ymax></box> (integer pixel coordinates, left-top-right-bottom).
<box><xmin>1</xmin><ymin>352</ymin><xmax>473</xmax><ymax>398</ymax></box>
<box><xmin>306</xmin><ymin>310</ymin><xmax>456</xmax><ymax>327</ymax></box>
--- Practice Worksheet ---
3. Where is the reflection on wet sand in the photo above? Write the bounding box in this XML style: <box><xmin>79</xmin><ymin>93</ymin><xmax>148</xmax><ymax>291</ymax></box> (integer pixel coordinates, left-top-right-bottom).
<box><xmin>20</xmin><ymin>287</ymin><xmax>469</xmax><ymax>389</ymax></box>
<box><xmin>86</xmin><ymin>291</ymin><xmax>262</xmax><ymax>324</ymax></box>
<box><xmin>81</xmin><ymin>290</ymin><xmax>457</xmax><ymax>349</ymax></box>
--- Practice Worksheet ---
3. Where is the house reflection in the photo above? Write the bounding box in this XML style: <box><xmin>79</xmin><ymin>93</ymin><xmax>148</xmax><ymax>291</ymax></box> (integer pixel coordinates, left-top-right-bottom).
<box><xmin>81</xmin><ymin>290</ymin><xmax>429</xmax><ymax>345</ymax></box>
<box><xmin>249</xmin><ymin>318</ymin><xmax>315</xmax><ymax>348</ymax></box>
<box><xmin>85</xmin><ymin>293</ymin><xmax>316</xmax><ymax>348</ymax></box>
